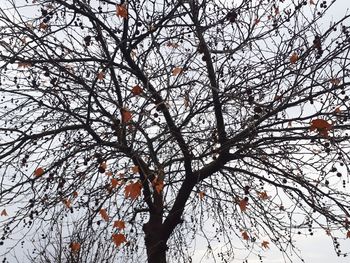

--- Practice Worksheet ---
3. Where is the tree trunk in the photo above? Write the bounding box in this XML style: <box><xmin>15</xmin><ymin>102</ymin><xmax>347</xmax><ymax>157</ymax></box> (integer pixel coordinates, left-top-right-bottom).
<box><xmin>144</xmin><ymin>220</ymin><xmax>167</xmax><ymax>263</ymax></box>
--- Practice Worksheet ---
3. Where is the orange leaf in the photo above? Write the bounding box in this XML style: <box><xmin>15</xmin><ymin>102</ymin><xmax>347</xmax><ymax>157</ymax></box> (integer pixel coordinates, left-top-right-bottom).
<box><xmin>34</xmin><ymin>167</ymin><xmax>44</xmax><ymax>177</ymax></box>
<box><xmin>261</xmin><ymin>240</ymin><xmax>270</xmax><ymax>249</ymax></box>
<box><xmin>172</xmin><ymin>67</ymin><xmax>183</xmax><ymax>76</ymax></box>
<box><xmin>97</xmin><ymin>71</ymin><xmax>105</xmax><ymax>80</ymax></box>
<box><xmin>112</xmin><ymin>233</ymin><xmax>127</xmax><ymax>247</ymax></box>
<box><xmin>131</xmin><ymin>85</ymin><xmax>143</xmax><ymax>96</ymax></box>
<box><xmin>1</xmin><ymin>209</ymin><xmax>8</xmax><ymax>216</ymax></box>
<box><xmin>70</xmin><ymin>242</ymin><xmax>81</xmax><ymax>253</ymax></box>
<box><xmin>99</xmin><ymin>208</ymin><xmax>109</xmax><ymax>222</ymax></box>
<box><xmin>124</xmin><ymin>181</ymin><xmax>142</xmax><ymax>200</ymax></box>
<box><xmin>239</xmin><ymin>198</ymin><xmax>248</xmax><ymax>212</ymax></box>
<box><xmin>258</xmin><ymin>191</ymin><xmax>269</xmax><ymax>200</ymax></box>
<box><xmin>344</xmin><ymin>230</ymin><xmax>350</xmax><ymax>239</ymax></box>
<box><xmin>242</xmin><ymin>231</ymin><xmax>249</xmax><ymax>240</ymax></box>
<box><xmin>290</xmin><ymin>52</ymin><xmax>298</xmax><ymax>64</ymax></box>
<box><xmin>198</xmin><ymin>191</ymin><xmax>205</xmax><ymax>200</ymax></box>
<box><xmin>116</xmin><ymin>4</ymin><xmax>128</xmax><ymax>19</ymax></box>
<box><xmin>113</xmin><ymin>220</ymin><xmax>126</xmax><ymax>230</ymax></box>
<box><xmin>63</xmin><ymin>199</ymin><xmax>71</xmax><ymax>208</ymax></box>
<box><xmin>310</xmin><ymin>119</ymin><xmax>332</xmax><ymax>138</ymax></box>
<box><xmin>122</xmin><ymin>109</ymin><xmax>132</xmax><ymax>123</ymax></box>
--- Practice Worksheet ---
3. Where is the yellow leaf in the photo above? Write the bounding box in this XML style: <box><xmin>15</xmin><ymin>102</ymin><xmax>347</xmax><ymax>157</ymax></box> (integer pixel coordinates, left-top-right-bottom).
<box><xmin>113</xmin><ymin>220</ymin><xmax>126</xmax><ymax>230</ymax></box>
<box><xmin>99</xmin><ymin>208</ymin><xmax>109</xmax><ymax>222</ymax></box>
<box><xmin>290</xmin><ymin>52</ymin><xmax>298</xmax><ymax>64</ymax></box>
<box><xmin>1</xmin><ymin>209</ymin><xmax>8</xmax><ymax>216</ymax></box>
<box><xmin>116</xmin><ymin>4</ymin><xmax>128</xmax><ymax>19</ymax></box>
<box><xmin>172</xmin><ymin>67</ymin><xmax>183</xmax><ymax>76</ymax></box>
<box><xmin>261</xmin><ymin>240</ymin><xmax>269</xmax><ymax>249</ymax></box>
<box><xmin>34</xmin><ymin>167</ymin><xmax>44</xmax><ymax>177</ymax></box>
<box><xmin>112</xmin><ymin>233</ymin><xmax>127</xmax><ymax>247</ymax></box>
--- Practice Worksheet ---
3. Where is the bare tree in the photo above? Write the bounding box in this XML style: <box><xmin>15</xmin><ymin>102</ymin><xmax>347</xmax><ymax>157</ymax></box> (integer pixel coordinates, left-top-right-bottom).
<box><xmin>1</xmin><ymin>0</ymin><xmax>350</xmax><ymax>262</ymax></box>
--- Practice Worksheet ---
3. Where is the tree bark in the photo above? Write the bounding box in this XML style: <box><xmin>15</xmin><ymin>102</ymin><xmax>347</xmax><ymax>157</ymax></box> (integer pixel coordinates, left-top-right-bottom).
<box><xmin>144</xmin><ymin>219</ymin><xmax>167</xmax><ymax>263</ymax></box>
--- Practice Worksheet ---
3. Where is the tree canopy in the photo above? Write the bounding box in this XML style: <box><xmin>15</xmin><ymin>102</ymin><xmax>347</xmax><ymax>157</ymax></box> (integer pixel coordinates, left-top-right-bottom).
<box><xmin>1</xmin><ymin>0</ymin><xmax>350</xmax><ymax>262</ymax></box>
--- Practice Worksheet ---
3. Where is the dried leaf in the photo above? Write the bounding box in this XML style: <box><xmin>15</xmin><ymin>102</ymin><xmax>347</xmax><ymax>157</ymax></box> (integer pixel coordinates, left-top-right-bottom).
<box><xmin>258</xmin><ymin>191</ymin><xmax>269</xmax><ymax>200</ymax></box>
<box><xmin>347</xmin><ymin>230</ymin><xmax>350</xmax><ymax>239</ymax></box>
<box><xmin>63</xmin><ymin>199</ymin><xmax>71</xmax><ymax>208</ymax></box>
<box><xmin>310</xmin><ymin>0</ymin><xmax>316</xmax><ymax>5</ymax></box>
<box><xmin>131</xmin><ymin>165</ymin><xmax>139</xmax><ymax>174</ymax></box>
<box><xmin>122</xmin><ymin>109</ymin><xmax>132</xmax><ymax>123</ymax></box>
<box><xmin>242</xmin><ymin>231</ymin><xmax>249</xmax><ymax>240</ymax></box>
<box><xmin>290</xmin><ymin>52</ymin><xmax>298</xmax><ymax>64</ymax></box>
<box><xmin>113</xmin><ymin>220</ymin><xmax>126</xmax><ymax>230</ymax></box>
<box><xmin>1</xmin><ymin>209</ymin><xmax>8</xmax><ymax>216</ymax></box>
<box><xmin>18</xmin><ymin>62</ymin><xmax>32</xmax><ymax>68</ymax></box>
<box><xmin>124</xmin><ymin>181</ymin><xmax>142</xmax><ymax>200</ymax></box>
<box><xmin>261</xmin><ymin>240</ymin><xmax>270</xmax><ymax>249</ymax></box>
<box><xmin>116</xmin><ymin>4</ymin><xmax>128</xmax><ymax>19</ymax></box>
<box><xmin>39</xmin><ymin>22</ymin><xmax>48</xmax><ymax>31</ymax></box>
<box><xmin>34</xmin><ymin>167</ymin><xmax>44</xmax><ymax>177</ymax></box>
<box><xmin>166</xmin><ymin>42</ymin><xmax>179</xmax><ymax>48</ymax></box>
<box><xmin>330</xmin><ymin>78</ymin><xmax>341</xmax><ymax>86</ymax></box>
<box><xmin>72</xmin><ymin>191</ymin><xmax>78</xmax><ymax>198</ymax></box>
<box><xmin>198</xmin><ymin>191</ymin><xmax>205</xmax><ymax>200</ymax></box>
<box><xmin>112</xmin><ymin>233</ymin><xmax>127</xmax><ymax>247</ymax></box>
<box><xmin>239</xmin><ymin>198</ymin><xmax>248</xmax><ymax>212</ymax></box>
<box><xmin>70</xmin><ymin>242</ymin><xmax>81</xmax><ymax>253</ymax></box>
<box><xmin>99</xmin><ymin>208</ymin><xmax>109</xmax><ymax>222</ymax></box>
<box><xmin>153</xmin><ymin>179</ymin><xmax>164</xmax><ymax>194</ymax></box>
<box><xmin>172</xmin><ymin>67</ymin><xmax>183</xmax><ymax>76</ymax></box>
<box><xmin>310</xmin><ymin>119</ymin><xmax>332</xmax><ymax>138</ymax></box>
<box><xmin>111</xmin><ymin>178</ymin><xmax>120</xmax><ymax>188</ymax></box>
<box><xmin>131</xmin><ymin>85</ymin><xmax>143</xmax><ymax>96</ymax></box>
<box><xmin>97</xmin><ymin>71</ymin><xmax>105</xmax><ymax>80</ymax></box>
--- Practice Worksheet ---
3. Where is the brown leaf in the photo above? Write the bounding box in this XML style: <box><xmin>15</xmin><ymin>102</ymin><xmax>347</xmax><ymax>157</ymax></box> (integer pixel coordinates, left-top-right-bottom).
<box><xmin>72</xmin><ymin>191</ymin><xmax>78</xmax><ymax>198</ymax></box>
<box><xmin>97</xmin><ymin>71</ymin><xmax>105</xmax><ymax>80</ymax></box>
<box><xmin>99</xmin><ymin>208</ymin><xmax>109</xmax><ymax>222</ymax></box>
<box><xmin>39</xmin><ymin>22</ymin><xmax>48</xmax><ymax>31</ymax></box>
<box><xmin>34</xmin><ymin>167</ymin><xmax>44</xmax><ymax>177</ymax></box>
<box><xmin>70</xmin><ymin>242</ymin><xmax>81</xmax><ymax>253</ymax></box>
<box><xmin>111</xmin><ymin>178</ymin><xmax>121</xmax><ymax>188</ymax></box>
<box><xmin>131</xmin><ymin>165</ymin><xmax>139</xmax><ymax>174</ymax></box>
<box><xmin>113</xmin><ymin>220</ymin><xmax>126</xmax><ymax>230</ymax></box>
<box><xmin>261</xmin><ymin>240</ymin><xmax>270</xmax><ymax>249</ymax></box>
<box><xmin>347</xmin><ymin>230</ymin><xmax>350</xmax><ymax>239</ymax></box>
<box><xmin>131</xmin><ymin>85</ymin><xmax>143</xmax><ymax>96</ymax></box>
<box><xmin>290</xmin><ymin>52</ymin><xmax>298</xmax><ymax>64</ymax></box>
<box><xmin>63</xmin><ymin>199</ymin><xmax>71</xmax><ymax>208</ymax></box>
<box><xmin>116</xmin><ymin>4</ymin><xmax>128</xmax><ymax>19</ymax></box>
<box><xmin>172</xmin><ymin>67</ymin><xmax>183</xmax><ymax>76</ymax></box>
<box><xmin>239</xmin><ymin>198</ymin><xmax>248</xmax><ymax>212</ymax></box>
<box><xmin>198</xmin><ymin>191</ymin><xmax>205</xmax><ymax>200</ymax></box>
<box><xmin>330</xmin><ymin>78</ymin><xmax>341</xmax><ymax>86</ymax></box>
<box><xmin>112</xmin><ymin>233</ymin><xmax>127</xmax><ymax>247</ymax></box>
<box><xmin>310</xmin><ymin>119</ymin><xmax>332</xmax><ymax>138</ymax></box>
<box><xmin>241</xmin><ymin>231</ymin><xmax>249</xmax><ymax>240</ymax></box>
<box><xmin>124</xmin><ymin>181</ymin><xmax>142</xmax><ymax>200</ymax></box>
<box><xmin>258</xmin><ymin>191</ymin><xmax>269</xmax><ymax>200</ymax></box>
<box><xmin>1</xmin><ymin>209</ymin><xmax>8</xmax><ymax>216</ymax></box>
<box><xmin>152</xmin><ymin>178</ymin><xmax>164</xmax><ymax>194</ymax></box>
<box><xmin>18</xmin><ymin>62</ymin><xmax>32</xmax><ymax>68</ymax></box>
<box><xmin>122</xmin><ymin>109</ymin><xmax>132</xmax><ymax>123</ymax></box>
